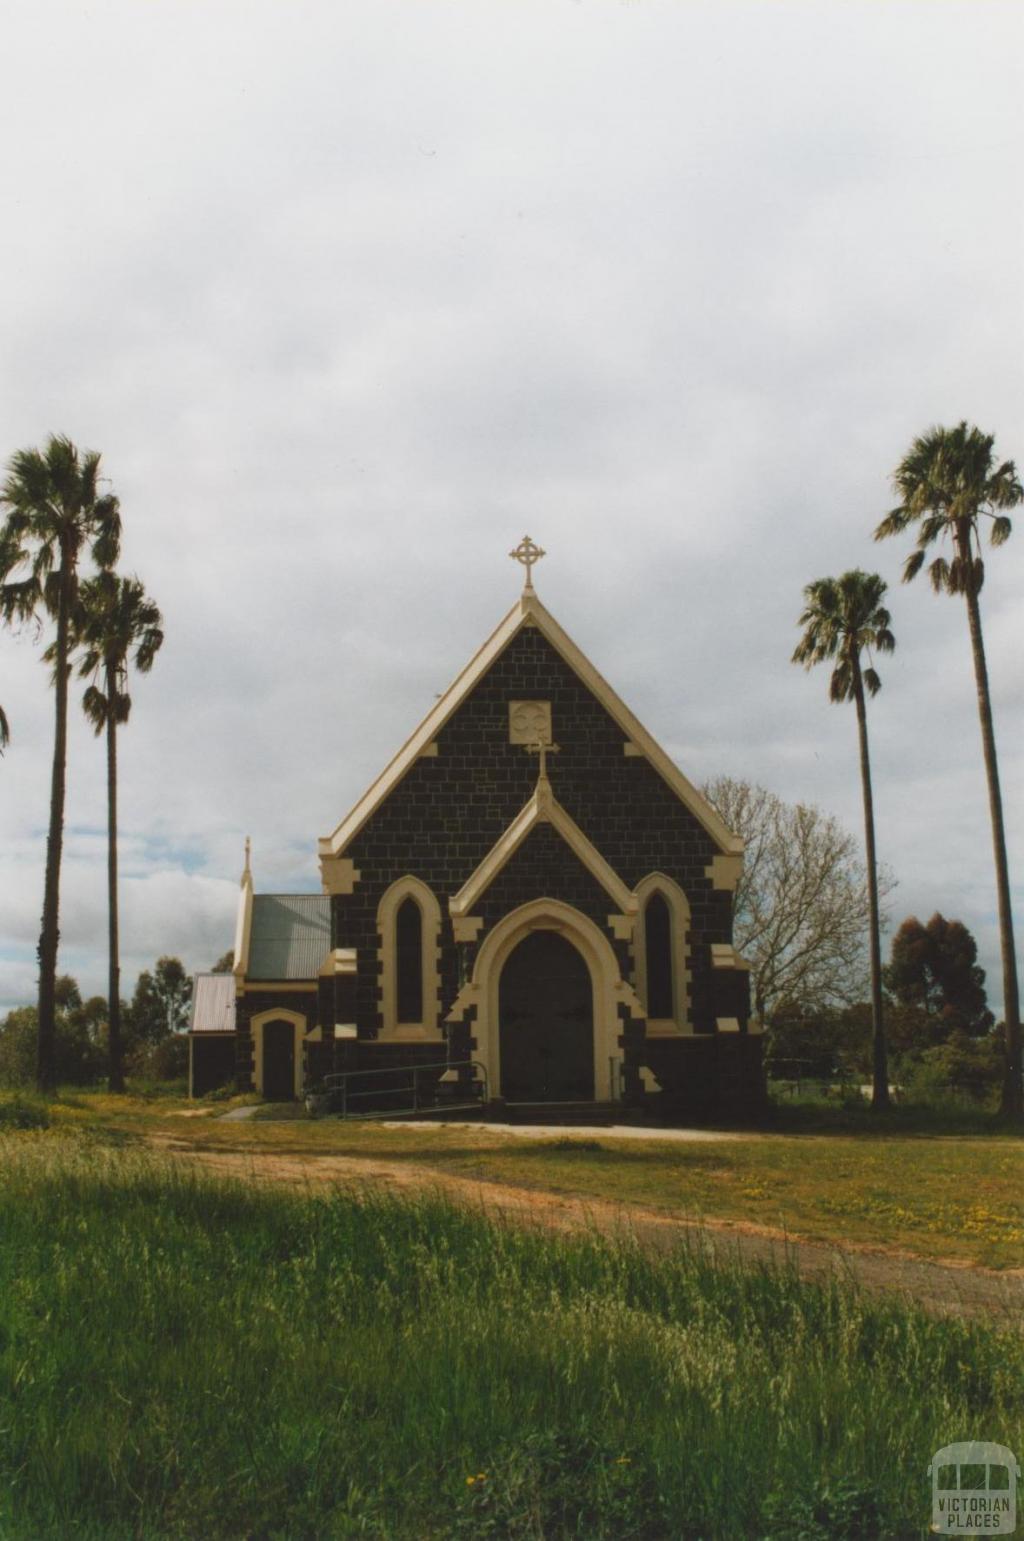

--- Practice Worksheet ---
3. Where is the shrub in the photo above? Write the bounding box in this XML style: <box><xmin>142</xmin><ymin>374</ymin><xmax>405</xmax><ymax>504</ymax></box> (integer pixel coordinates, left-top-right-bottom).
<box><xmin>0</xmin><ymin>1096</ymin><xmax>50</xmax><ymax>1130</ymax></box>
<box><xmin>126</xmin><ymin>1032</ymin><xmax>189</xmax><ymax>1082</ymax></box>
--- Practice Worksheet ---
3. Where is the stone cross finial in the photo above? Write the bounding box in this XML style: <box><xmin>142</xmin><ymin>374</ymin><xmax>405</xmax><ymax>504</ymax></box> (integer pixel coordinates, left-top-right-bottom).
<box><xmin>509</xmin><ymin>534</ymin><xmax>546</xmax><ymax>591</ymax></box>
<box><xmin>526</xmin><ymin>738</ymin><xmax>560</xmax><ymax>783</ymax></box>
<box><xmin>242</xmin><ymin>835</ymin><xmax>252</xmax><ymax>885</ymax></box>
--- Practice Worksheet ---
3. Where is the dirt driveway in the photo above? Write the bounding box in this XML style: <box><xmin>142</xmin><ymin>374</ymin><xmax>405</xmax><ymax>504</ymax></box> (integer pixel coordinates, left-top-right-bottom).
<box><xmin>144</xmin><ymin>1129</ymin><xmax>1024</xmax><ymax>1326</ymax></box>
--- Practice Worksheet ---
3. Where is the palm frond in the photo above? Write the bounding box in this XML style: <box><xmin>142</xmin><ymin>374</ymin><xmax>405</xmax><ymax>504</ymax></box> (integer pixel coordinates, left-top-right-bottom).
<box><xmin>928</xmin><ymin>556</ymin><xmax>951</xmax><ymax>593</ymax></box>
<box><xmin>828</xmin><ymin>662</ymin><xmax>854</xmax><ymax>703</ymax></box>
<box><xmin>82</xmin><ymin>683</ymin><xmax>110</xmax><ymax>734</ymax></box>
<box><xmin>0</xmin><ymin>576</ymin><xmax>41</xmax><ymax>623</ymax></box>
<box><xmin>874</xmin><ymin>506</ymin><xmax>910</xmax><ymax>540</ymax></box>
<box><xmin>902</xmin><ymin>548</ymin><xmax>927</xmax><ymax>583</ymax></box>
<box><xmin>90</xmin><ymin>494</ymin><xmax>121</xmax><ymax>570</ymax></box>
<box><xmin>989</xmin><ymin>460</ymin><xmax>1024</xmax><ymax>508</ymax></box>
<box><xmin>0</xmin><ymin>704</ymin><xmax>9</xmax><ymax>752</ymax></box>
<box><xmin>990</xmin><ymin>515</ymin><xmax>1012</xmax><ymax>545</ymax></box>
<box><xmin>863</xmin><ymin>666</ymin><xmax>882</xmax><ymax>697</ymax></box>
<box><xmin>919</xmin><ymin>513</ymin><xmax>948</xmax><ymax>546</ymax></box>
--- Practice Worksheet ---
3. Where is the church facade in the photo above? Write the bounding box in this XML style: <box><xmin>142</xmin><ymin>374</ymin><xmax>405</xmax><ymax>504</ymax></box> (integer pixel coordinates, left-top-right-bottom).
<box><xmin>190</xmin><ymin>543</ymin><xmax>761</xmax><ymax>1119</ymax></box>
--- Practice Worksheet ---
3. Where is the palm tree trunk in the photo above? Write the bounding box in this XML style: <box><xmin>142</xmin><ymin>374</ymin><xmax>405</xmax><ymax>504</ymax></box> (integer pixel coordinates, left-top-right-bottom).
<box><xmin>36</xmin><ymin>551</ymin><xmax>71</xmax><ymax>1094</ymax></box>
<box><xmin>853</xmin><ymin>661</ymin><xmax>889</xmax><ymax>1110</ymax></box>
<box><xmin>963</xmin><ymin>581</ymin><xmax>1022</xmax><ymax>1119</ymax></box>
<box><xmin>105</xmin><ymin>659</ymin><xmax>124</xmax><ymax>1093</ymax></box>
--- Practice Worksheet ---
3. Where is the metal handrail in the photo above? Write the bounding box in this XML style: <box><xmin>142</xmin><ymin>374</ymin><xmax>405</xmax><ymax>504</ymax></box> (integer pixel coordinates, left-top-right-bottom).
<box><xmin>308</xmin><ymin>1058</ymin><xmax>488</xmax><ymax>1119</ymax></box>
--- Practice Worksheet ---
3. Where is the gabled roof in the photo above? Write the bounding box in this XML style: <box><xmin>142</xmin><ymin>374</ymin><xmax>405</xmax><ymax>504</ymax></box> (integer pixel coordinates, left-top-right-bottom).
<box><xmin>319</xmin><ymin>590</ymin><xmax>741</xmax><ymax>859</ymax></box>
<box><xmin>451</xmin><ymin>778</ymin><xmax>636</xmax><ymax>918</ymax></box>
<box><xmin>190</xmin><ymin>972</ymin><xmax>236</xmax><ymax>1033</ymax></box>
<box><xmin>247</xmin><ymin>894</ymin><xmax>330</xmax><ymax>980</ymax></box>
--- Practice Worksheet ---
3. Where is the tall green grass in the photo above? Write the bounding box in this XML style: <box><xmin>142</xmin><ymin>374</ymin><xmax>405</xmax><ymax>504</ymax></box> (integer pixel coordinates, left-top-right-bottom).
<box><xmin>1</xmin><ymin>1134</ymin><xmax>1020</xmax><ymax>1539</ymax></box>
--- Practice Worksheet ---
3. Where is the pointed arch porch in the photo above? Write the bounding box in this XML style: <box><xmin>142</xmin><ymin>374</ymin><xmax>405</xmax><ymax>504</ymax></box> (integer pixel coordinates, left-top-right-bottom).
<box><xmin>470</xmin><ymin>899</ymin><xmax>635</xmax><ymax>1101</ymax></box>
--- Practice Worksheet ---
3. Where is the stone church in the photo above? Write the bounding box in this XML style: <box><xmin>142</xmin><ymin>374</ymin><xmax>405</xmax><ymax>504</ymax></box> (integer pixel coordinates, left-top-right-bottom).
<box><xmin>189</xmin><ymin>539</ymin><xmax>761</xmax><ymax>1119</ymax></box>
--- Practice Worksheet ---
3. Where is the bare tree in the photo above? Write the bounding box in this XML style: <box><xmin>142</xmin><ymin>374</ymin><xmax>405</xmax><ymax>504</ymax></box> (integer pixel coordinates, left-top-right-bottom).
<box><xmin>703</xmin><ymin>777</ymin><xmax>894</xmax><ymax>1026</ymax></box>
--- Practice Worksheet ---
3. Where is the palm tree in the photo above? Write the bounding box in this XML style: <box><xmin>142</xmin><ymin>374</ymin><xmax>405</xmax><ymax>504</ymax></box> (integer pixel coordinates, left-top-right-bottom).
<box><xmin>75</xmin><ymin>572</ymin><xmax>163</xmax><ymax>1092</ymax></box>
<box><xmin>1</xmin><ymin>529</ymin><xmax>19</xmax><ymax>756</ymax></box>
<box><xmin>876</xmin><ymin>423</ymin><xmax>1023</xmax><ymax>1119</ymax></box>
<box><xmin>0</xmin><ymin>437</ymin><xmax>120</xmax><ymax>1093</ymax></box>
<box><xmin>793</xmin><ymin>570</ymin><xmax>895</xmax><ymax>1110</ymax></box>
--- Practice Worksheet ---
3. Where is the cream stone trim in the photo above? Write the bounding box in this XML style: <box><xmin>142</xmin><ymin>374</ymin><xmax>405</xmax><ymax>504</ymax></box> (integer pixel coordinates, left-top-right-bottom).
<box><xmin>319</xmin><ymin>855</ymin><xmax>361</xmax><ymax>895</ymax></box>
<box><xmin>335</xmin><ymin>1023</ymin><xmax>357</xmax><ymax>1038</ymax></box>
<box><xmin>452</xmin><ymin>915</ymin><xmax>484</xmax><ymax>943</ymax></box>
<box><xmin>639</xmin><ymin>1065</ymin><xmax>662</xmax><ymax>1092</ymax></box>
<box><xmin>306</xmin><ymin>1025</ymin><xmax>323</xmax><ymax>1043</ymax></box>
<box><xmin>445</xmin><ymin>981</ymin><xmax>479</xmax><ymax>1024</ymax></box>
<box><xmin>377</xmin><ymin>876</ymin><xmax>442</xmax><ymax>1041</ymax></box>
<box><xmin>240</xmin><ymin>981</ymin><xmax>318</xmax><ymax>994</ymax></box>
<box><xmin>250</xmin><ymin>1007</ymin><xmax>307</xmax><ymax>1099</ymax></box>
<box><xmin>319</xmin><ymin>591</ymin><xmax>743</xmax><ymax>859</ymax></box>
<box><xmin>613</xmin><ymin>978</ymin><xmax>646</xmax><ymax>1019</ymax></box>
<box><xmin>419</xmin><ymin>742</ymin><xmax>439</xmax><ymax>758</ymax></box>
<box><xmin>705</xmin><ymin>853</ymin><xmax>743</xmax><ymax>892</ymax></box>
<box><xmin>607</xmin><ymin>913</ymin><xmax>634</xmax><ymax>942</ymax></box>
<box><xmin>623</xmin><ymin>741</ymin><xmax>644</xmax><ymax>757</ymax></box>
<box><xmin>633</xmin><ymin>872</ymin><xmax>692</xmax><ymax>1035</ymax></box>
<box><xmin>319</xmin><ymin>948</ymin><xmax>357</xmax><ymax>977</ymax></box>
<box><xmin>711</xmin><ymin>943</ymin><xmax>751</xmax><ymax>971</ymax></box>
<box><xmin>469</xmin><ymin>898</ymin><xmax>628</xmax><ymax>1101</ymax></box>
<box><xmin>450</xmin><ymin>784</ymin><xmax>636</xmax><ymax>919</ymax></box>
<box><xmin>716</xmin><ymin>1017</ymin><xmax>741</xmax><ymax>1033</ymax></box>
<box><xmin>232</xmin><ymin>867</ymin><xmax>254</xmax><ymax>980</ymax></box>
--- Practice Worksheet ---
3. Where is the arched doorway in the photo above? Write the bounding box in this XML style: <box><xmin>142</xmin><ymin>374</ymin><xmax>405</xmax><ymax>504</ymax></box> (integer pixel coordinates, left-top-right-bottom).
<box><xmin>262</xmin><ymin>1018</ymin><xmax>296</xmax><ymax>1100</ymax></box>
<box><xmin>498</xmin><ymin>929</ymin><xmax>594</xmax><ymax>1102</ymax></box>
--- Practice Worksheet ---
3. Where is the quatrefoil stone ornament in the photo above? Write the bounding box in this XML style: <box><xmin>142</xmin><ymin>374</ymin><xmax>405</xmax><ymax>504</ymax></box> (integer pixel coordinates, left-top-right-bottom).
<box><xmin>509</xmin><ymin>700</ymin><xmax>552</xmax><ymax>746</ymax></box>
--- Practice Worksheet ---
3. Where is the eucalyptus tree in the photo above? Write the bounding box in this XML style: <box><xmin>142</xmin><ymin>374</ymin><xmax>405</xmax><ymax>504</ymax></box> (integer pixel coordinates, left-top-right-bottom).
<box><xmin>75</xmin><ymin>572</ymin><xmax>163</xmax><ymax>1091</ymax></box>
<box><xmin>0</xmin><ymin>437</ymin><xmax>120</xmax><ymax>1092</ymax></box>
<box><xmin>792</xmin><ymin>570</ymin><xmax>895</xmax><ymax>1110</ymax></box>
<box><xmin>876</xmin><ymin>422</ymin><xmax>1023</xmax><ymax>1118</ymax></box>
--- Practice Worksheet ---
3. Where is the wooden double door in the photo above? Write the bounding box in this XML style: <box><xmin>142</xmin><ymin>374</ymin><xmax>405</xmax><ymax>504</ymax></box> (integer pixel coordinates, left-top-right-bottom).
<box><xmin>498</xmin><ymin>929</ymin><xmax>594</xmax><ymax>1102</ymax></box>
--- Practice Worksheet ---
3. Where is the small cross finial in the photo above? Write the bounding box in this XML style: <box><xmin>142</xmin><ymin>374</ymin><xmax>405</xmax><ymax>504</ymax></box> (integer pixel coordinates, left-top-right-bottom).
<box><xmin>526</xmin><ymin>738</ymin><xmax>559</xmax><ymax>784</ymax></box>
<box><xmin>242</xmin><ymin>836</ymin><xmax>252</xmax><ymax>884</ymax></box>
<box><xmin>509</xmin><ymin>534</ymin><xmax>546</xmax><ymax>592</ymax></box>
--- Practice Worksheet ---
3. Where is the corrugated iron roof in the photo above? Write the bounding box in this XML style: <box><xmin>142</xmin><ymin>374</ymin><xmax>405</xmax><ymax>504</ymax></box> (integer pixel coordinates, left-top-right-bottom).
<box><xmin>247</xmin><ymin>894</ymin><xmax>330</xmax><ymax>980</ymax></box>
<box><xmin>190</xmin><ymin>973</ymin><xmax>237</xmax><ymax>1033</ymax></box>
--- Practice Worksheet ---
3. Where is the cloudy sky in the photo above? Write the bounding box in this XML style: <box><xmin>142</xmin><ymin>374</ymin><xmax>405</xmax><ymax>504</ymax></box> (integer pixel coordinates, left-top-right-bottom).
<box><xmin>1</xmin><ymin>0</ymin><xmax>1022</xmax><ymax>1017</ymax></box>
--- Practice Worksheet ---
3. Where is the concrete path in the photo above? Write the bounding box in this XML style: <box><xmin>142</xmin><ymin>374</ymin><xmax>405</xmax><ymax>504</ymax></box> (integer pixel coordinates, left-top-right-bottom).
<box><xmin>397</xmin><ymin>1120</ymin><xmax>755</xmax><ymax>1141</ymax></box>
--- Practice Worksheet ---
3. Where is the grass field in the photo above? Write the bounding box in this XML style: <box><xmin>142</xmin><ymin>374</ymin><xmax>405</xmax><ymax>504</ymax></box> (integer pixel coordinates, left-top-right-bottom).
<box><xmin>1</xmin><ymin>1130</ymin><xmax>1022</xmax><ymax>1540</ymax></box>
<box><xmin>30</xmin><ymin>1089</ymin><xmax>1022</xmax><ymax>1269</ymax></box>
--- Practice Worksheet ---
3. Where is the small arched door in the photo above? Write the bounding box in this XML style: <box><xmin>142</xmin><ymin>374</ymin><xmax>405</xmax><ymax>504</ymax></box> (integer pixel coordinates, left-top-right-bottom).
<box><xmin>262</xmin><ymin>1018</ymin><xmax>296</xmax><ymax>1100</ymax></box>
<box><xmin>499</xmin><ymin>929</ymin><xmax>594</xmax><ymax>1102</ymax></box>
